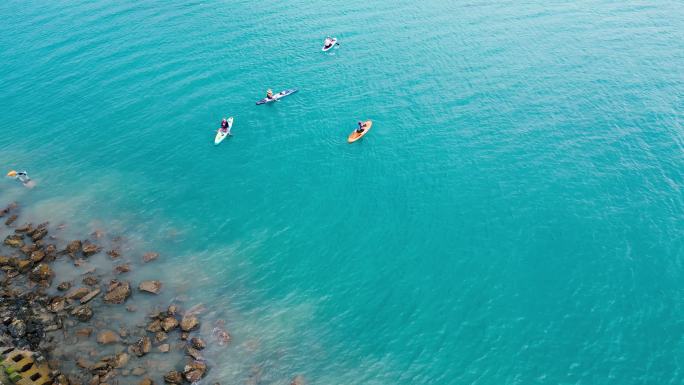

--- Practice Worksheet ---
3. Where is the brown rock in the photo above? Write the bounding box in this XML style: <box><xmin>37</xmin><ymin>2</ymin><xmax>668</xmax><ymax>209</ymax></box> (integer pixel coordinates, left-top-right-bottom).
<box><xmin>158</xmin><ymin>344</ymin><xmax>170</xmax><ymax>353</ymax></box>
<box><xmin>57</xmin><ymin>281</ymin><xmax>72</xmax><ymax>291</ymax></box>
<box><xmin>66</xmin><ymin>287</ymin><xmax>91</xmax><ymax>300</ymax></box>
<box><xmin>4</xmin><ymin>234</ymin><xmax>24</xmax><ymax>248</ymax></box>
<box><xmin>114</xmin><ymin>352</ymin><xmax>129</xmax><ymax>368</ymax></box>
<box><xmin>29</xmin><ymin>250</ymin><xmax>45</xmax><ymax>263</ymax></box>
<box><xmin>82</xmin><ymin>275</ymin><xmax>99</xmax><ymax>286</ymax></box>
<box><xmin>107</xmin><ymin>248</ymin><xmax>121</xmax><ymax>259</ymax></box>
<box><xmin>163</xmin><ymin>371</ymin><xmax>183</xmax><ymax>384</ymax></box>
<box><xmin>139</xmin><ymin>378</ymin><xmax>154</xmax><ymax>385</ymax></box>
<box><xmin>291</xmin><ymin>375</ymin><xmax>305</xmax><ymax>385</ymax></box>
<box><xmin>131</xmin><ymin>367</ymin><xmax>146</xmax><ymax>376</ymax></box>
<box><xmin>138</xmin><ymin>280</ymin><xmax>162</xmax><ymax>295</ymax></box>
<box><xmin>161</xmin><ymin>317</ymin><xmax>178</xmax><ymax>332</ymax></box>
<box><xmin>183</xmin><ymin>361</ymin><xmax>207</xmax><ymax>383</ymax></box>
<box><xmin>167</xmin><ymin>304</ymin><xmax>179</xmax><ymax>315</ymax></box>
<box><xmin>130</xmin><ymin>336</ymin><xmax>151</xmax><ymax>357</ymax></box>
<box><xmin>81</xmin><ymin>242</ymin><xmax>101</xmax><ymax>257</ymax></box>
<box><xmin>90</xmin><ymin>360</ymin><xmax>110</xmax><ymax>376</ymax></box>
<box><xmin>14</xmin><ymin>223</ymin><xmax>32</xmax><ymax>233</ymax></box>
<box><xmin>142</xmin><ymin>252</ymin><xmax>159</xmax><ymax>263</ymax></box>
<box><xmin>185</xmin><ymin>346</ymin><xmax>203</xmax><ymax>360</ymax></box>
<box><xmin>97</xmin><ymin>330</ymin><xmax>120</xmax><ymax>344</ymax></box>
<box><xmin>0</xmin><ymin>256</ymin><xmax>9</xmax><ymax>266</ymax></box>
<box><xmin>114</xmin><ymin>264</ymin><xmax>131</xmax><ymax>274</ymax></box>
<box><xmin>190</xmin><ymin>337</ymin><xmax>206</xmax><ymax>350</ymax></box>
<box><xmin>76</xmin><ymin>358</ymin><xmax>93</xmax><ymax>369</ymax></box>
<box><xmin>147</xmin><ymin>320</ymin><xmax>162</xmax><ymax>333</ymax></box>
<box><xmin>103</xmin><ymin>280</ymin><xmax>131</xmax><ymax>304</ymax></box>
<box><xmin>154</xmin><ymin>331</ymin><xmax>168</xmax><ymax>343</ymax></box>
<box><xmin>76</xmin><ymin>328</ymin><xmax>94</xmax><ymax>337</ymax></box>
<box><xmin>180</xmin><ymin>314</ymin><xmax>199</xmax><ymax>332</ymax></box>
<box><xmin>71</xmin><ymin>305</ymin><xmax>94</xmax><ymax>322</ymax></box>
<box><xmin>49</xmin><ymin>297</ymin><xmax>66</xmax><ymax>312</ymax></box>
<box><xmin>16</xmin><ymin>259</ymin><xmax>32</xmax><ymax>273</ymax></box>
<box><xmin>180</xmin><ymin>332</ymin><xmax>189</xmax><ymax>340</ymax></box>
<box><xmin>4</xmin><ymin>214</ymin><xmax>18</xmax><ymax>226</ymax></box>
<box><xmin>29</xmin><ymin>263</ymin><xmax>53</xmax><ymax>283</ymax></box>
<box><xmin>80</xmin><ymin>288</ymin><xmax>101</xmax><ymax>304</ymax></box>
<box><xmin>31</xmin><ymin>228</ymin><xmax>48</xmax><ymax>242</ymax></box>
<box><xmin>65</xmin><ymin>240</ymin><xmax>82</xmax><ymax>255</ymax></box>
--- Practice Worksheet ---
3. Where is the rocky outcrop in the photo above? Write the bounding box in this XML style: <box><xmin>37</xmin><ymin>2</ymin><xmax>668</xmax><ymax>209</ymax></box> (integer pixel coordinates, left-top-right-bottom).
<box><xmin>163</xmin><ymin>371</ymin><xmax>183</xmax><ymax>384</ymax></box>
<box><xmin>180</xmin><ymin>314</ymin><xmax>199</xmax><ymax>332</ymax></box>
<box><xmin>139</xmin><ymin>280</ymin><xmax>162</xmax><ymax>294</ymax></box>
<box><xmin>130</xmin><ymin>336</ymin><xmax>151</xmax><ymax>357</ymax></box>
<box><xmin>81</xmin><ymin>242</ymin><xmax>101</xmax><ymax>257</ymax></box>
<box><xmin>103</xmin><ymin>280</ymin><xmax>131</xmax><ymax>304</ymax></box>
<box><xmin>142</xmin><ymin>252</ymin><xmax>159</xmax><ymax>263</ymax></box>
<box><xmin>4</xmin><ymin>234</ymin><xmax>24</xmax><ymax>248</ymax></box>
<box><xmin>183</xmin><ymin>361</ymin><xmax>207</xmax><ymax>383</ymax></box>
<box><xmin>97</xmin><ymin>330</ymin><xmax>120</xmax><ymax>344</ymax></box>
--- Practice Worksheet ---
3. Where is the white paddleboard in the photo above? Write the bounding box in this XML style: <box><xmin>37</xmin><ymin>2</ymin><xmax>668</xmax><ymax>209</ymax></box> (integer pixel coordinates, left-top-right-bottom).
<box><xmin>214</xmin><ymin>117</ymin><xmax>233</xmax><ymax>145</ymax></box>
<box><xmin>322</xmin><ymin>38</ymin><xmax>338</xmax><ymax>52</ymax></box>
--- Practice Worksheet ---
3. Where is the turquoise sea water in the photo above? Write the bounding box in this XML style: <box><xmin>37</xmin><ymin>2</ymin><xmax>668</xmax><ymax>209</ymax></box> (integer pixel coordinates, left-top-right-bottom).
<box><xmin>1</xmin><ymin>0</ymin><xmax>684</xmax><ymax>383</ymax></box>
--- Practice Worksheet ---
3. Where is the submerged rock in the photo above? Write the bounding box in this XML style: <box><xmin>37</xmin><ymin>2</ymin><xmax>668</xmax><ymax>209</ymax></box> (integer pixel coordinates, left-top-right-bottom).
<box><xmin>9</xmin><ymin>319</ymin><xmax>27</xmax><ymax>338</ymax></box>
<box><xmin>158</xmin><ymin>344</ymin><xmax>170</xmax><ymax>353</ymax></box>
<box><xmin>291</xmin><ymin>375</ymin><xmax>306</xmax><ymax>385</ymax></box>
<box><xmin>180</xmin><ymin>314</ymin><xmax>199</xmax><ymax>332</ymax></box>
<box><xmin>81</xmin><ymin>242</ymin><xmax>101</xmax><ymax>257</ymax></box>
<box><xmin>142</xmin><ymin>252</ymin><xmax>159</xmax><ymax>263</ymax></box>
<box><xmin>107</xmin><ymin>249</ymin><xmax>121</xmax><ymax>259</ymax></box>
<box><xmin>82</xmin><ymin>275</ymin><xmax>100</xmax><ymax>286</ymax></box>
<box><xmin>146</xmin><ymin>319</ymin><xmax>162</xmax><ymax>333</ymax></box>
<box><xmin>49</xmin><ymin>297</ymin><xmax>66</xmax><ymax>313</ymax></box>
<box><xmin>163</xmin><ymin>371</ymin><xmax>183</xmax><ymax>384</ymax></box>
<box><xmin>190</xmin><ymin>337</ymin><xmax>206</xmax><ymax>350</ymax></box>
<box><xmin>30</xmin><ymin>250</ymin><xmax>45</xmax><ymax>263</ymax></box>
<box><xmin>80</xmin><ymin>288</ymin><xmax>101</xmax><ymax>304</ymax></box>
<box><xmin>130</xmin><ymin>336</ymin><xmax>151</xmax><ymax>357</ymax></box>
<box><xmin>183</xmin><ymin>361</ymin><xmax>207</xmax><ymax>383</ymax></box>
<box><xmin>4</xmin><ymin>234</ymin><xmax>24</xmax><ymax>248</ymax></box>
<box><xmin>140</xmin><ymin>378</ymin><xmax>154</xmax><ymax>385</ymax></box>
<box><xmin>71</xmin><ymin>305</ymin><xmax>94</xmax><ymax>322</ymax></box>
<box><xmin>97</xmin><ymin>330</ymin><xmax>120</xmax><ymax>344</ymax></box>
<box><xmin>29</xmin><ymin>263</ymin><xmax>54</xmax><ymax>283</ymax></box>
<box><xmin>57</xmin><ymin>281</ymin><xmax>72</xmax><ymax>291</ymax></box>
<box><xmin>66</xmin><ymin>287</ymin><xmax>91</xmax><ymax>300</ymax></box>
<box><xmin>65</xmin><ymin>240</ymin><xmax>82</xmax><ymax>255</ymax></box>
<box><xmin>114</xmin><ymin>264</ymin><xmax>131</xmax><ymax>274</ymax></box>
<box><xmin>104</xmin><ymin>280</ymin><xmax>131</xmax><ymax>304</ymax></box>
<box><xmin>154</xmin><ymin>331</ymin><xmax>168</xmax><ymax>343</ymax></box>
<box><xmin>161</xmin><ymin>317</ymin><xmax>178</xmax><ymax>332</ymax></box>
<box><xmin>186</xmin><ymin>346</ymin><xmax>204</xmax><ymax>361</ymax></box>
<box><xmin>5</xmin><ymin>214</ymin><xmax>18</xmax><ymax>226</ymax></box>
<box><xmin>138</xmin><ymin>280</ymin><xmax>162</xmax><ymax>295</ymax></box>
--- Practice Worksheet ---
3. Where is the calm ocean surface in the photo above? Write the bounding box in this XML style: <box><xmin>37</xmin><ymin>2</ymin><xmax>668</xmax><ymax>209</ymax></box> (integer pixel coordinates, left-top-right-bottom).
<box><xmin>1</xmin><ymin>0</ymin><xmax>683</xmax><ymax>383</ymax></box>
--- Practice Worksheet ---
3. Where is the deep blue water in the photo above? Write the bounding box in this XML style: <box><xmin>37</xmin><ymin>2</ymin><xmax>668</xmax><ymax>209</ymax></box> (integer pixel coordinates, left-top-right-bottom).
<box><xmin>1</xmin><ymin>0</ymin><xmax>683</xmax><ymax>384</ymax></box>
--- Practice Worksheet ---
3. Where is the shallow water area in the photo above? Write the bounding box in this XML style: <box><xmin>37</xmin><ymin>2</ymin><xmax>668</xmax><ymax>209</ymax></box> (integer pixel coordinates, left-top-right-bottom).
<box><xmin>1</xmin><ymin>0</ymin><xmax>684</xmax><ymax>384</ymax></box>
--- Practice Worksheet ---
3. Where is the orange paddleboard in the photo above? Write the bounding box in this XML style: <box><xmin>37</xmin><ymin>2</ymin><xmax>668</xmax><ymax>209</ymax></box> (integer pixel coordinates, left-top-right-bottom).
<box><xmin>347</xmin><ymin>120</ymin><xmax>373</xmax><ymax>143</ymax></box>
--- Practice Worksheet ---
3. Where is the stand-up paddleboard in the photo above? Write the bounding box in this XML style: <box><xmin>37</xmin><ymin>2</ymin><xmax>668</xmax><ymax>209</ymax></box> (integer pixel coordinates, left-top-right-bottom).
<box><xmin>256</xmin><ymin>89</ymin><xmax>298</xmax><ymax>105</ymax></box>
<box><xmin>348</xmin><ymin>120</ymin><xmax>373</xmax><ymax>143</ymax></box>
<box><xmin>322</xmin><ymin>37</ymin><xmax>338</xmax><ymax>52</ymax></box>
<box><xmin>214</xmin><ymin>117</ymin><xmax>233</xmax><ymax>145</ymax></box>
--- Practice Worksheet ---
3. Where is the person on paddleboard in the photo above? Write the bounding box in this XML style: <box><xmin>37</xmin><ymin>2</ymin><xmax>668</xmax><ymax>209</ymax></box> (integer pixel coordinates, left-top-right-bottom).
<box><xmin>324</xmin><ymin>37</ymin><xmax>334</xmax><ymax>49</ymax></box>
<box><xmin>220</xmin><ymin>118</ymin><xmax>229</xmax><ymax>132</ymax></box>
<box><xmin>266</xmin><ymin>89</ymin><xmax>275</xmax><ymax>100</ymax></box>
<box><xmin>7</xmin><ymin>170</ymin><xmax>33</xmax><ymax>187</ymax></box>
<box><xmin>356</xmin><ymin>121</ymin><xmax>366</xmax><ymax>133</ymax></box>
